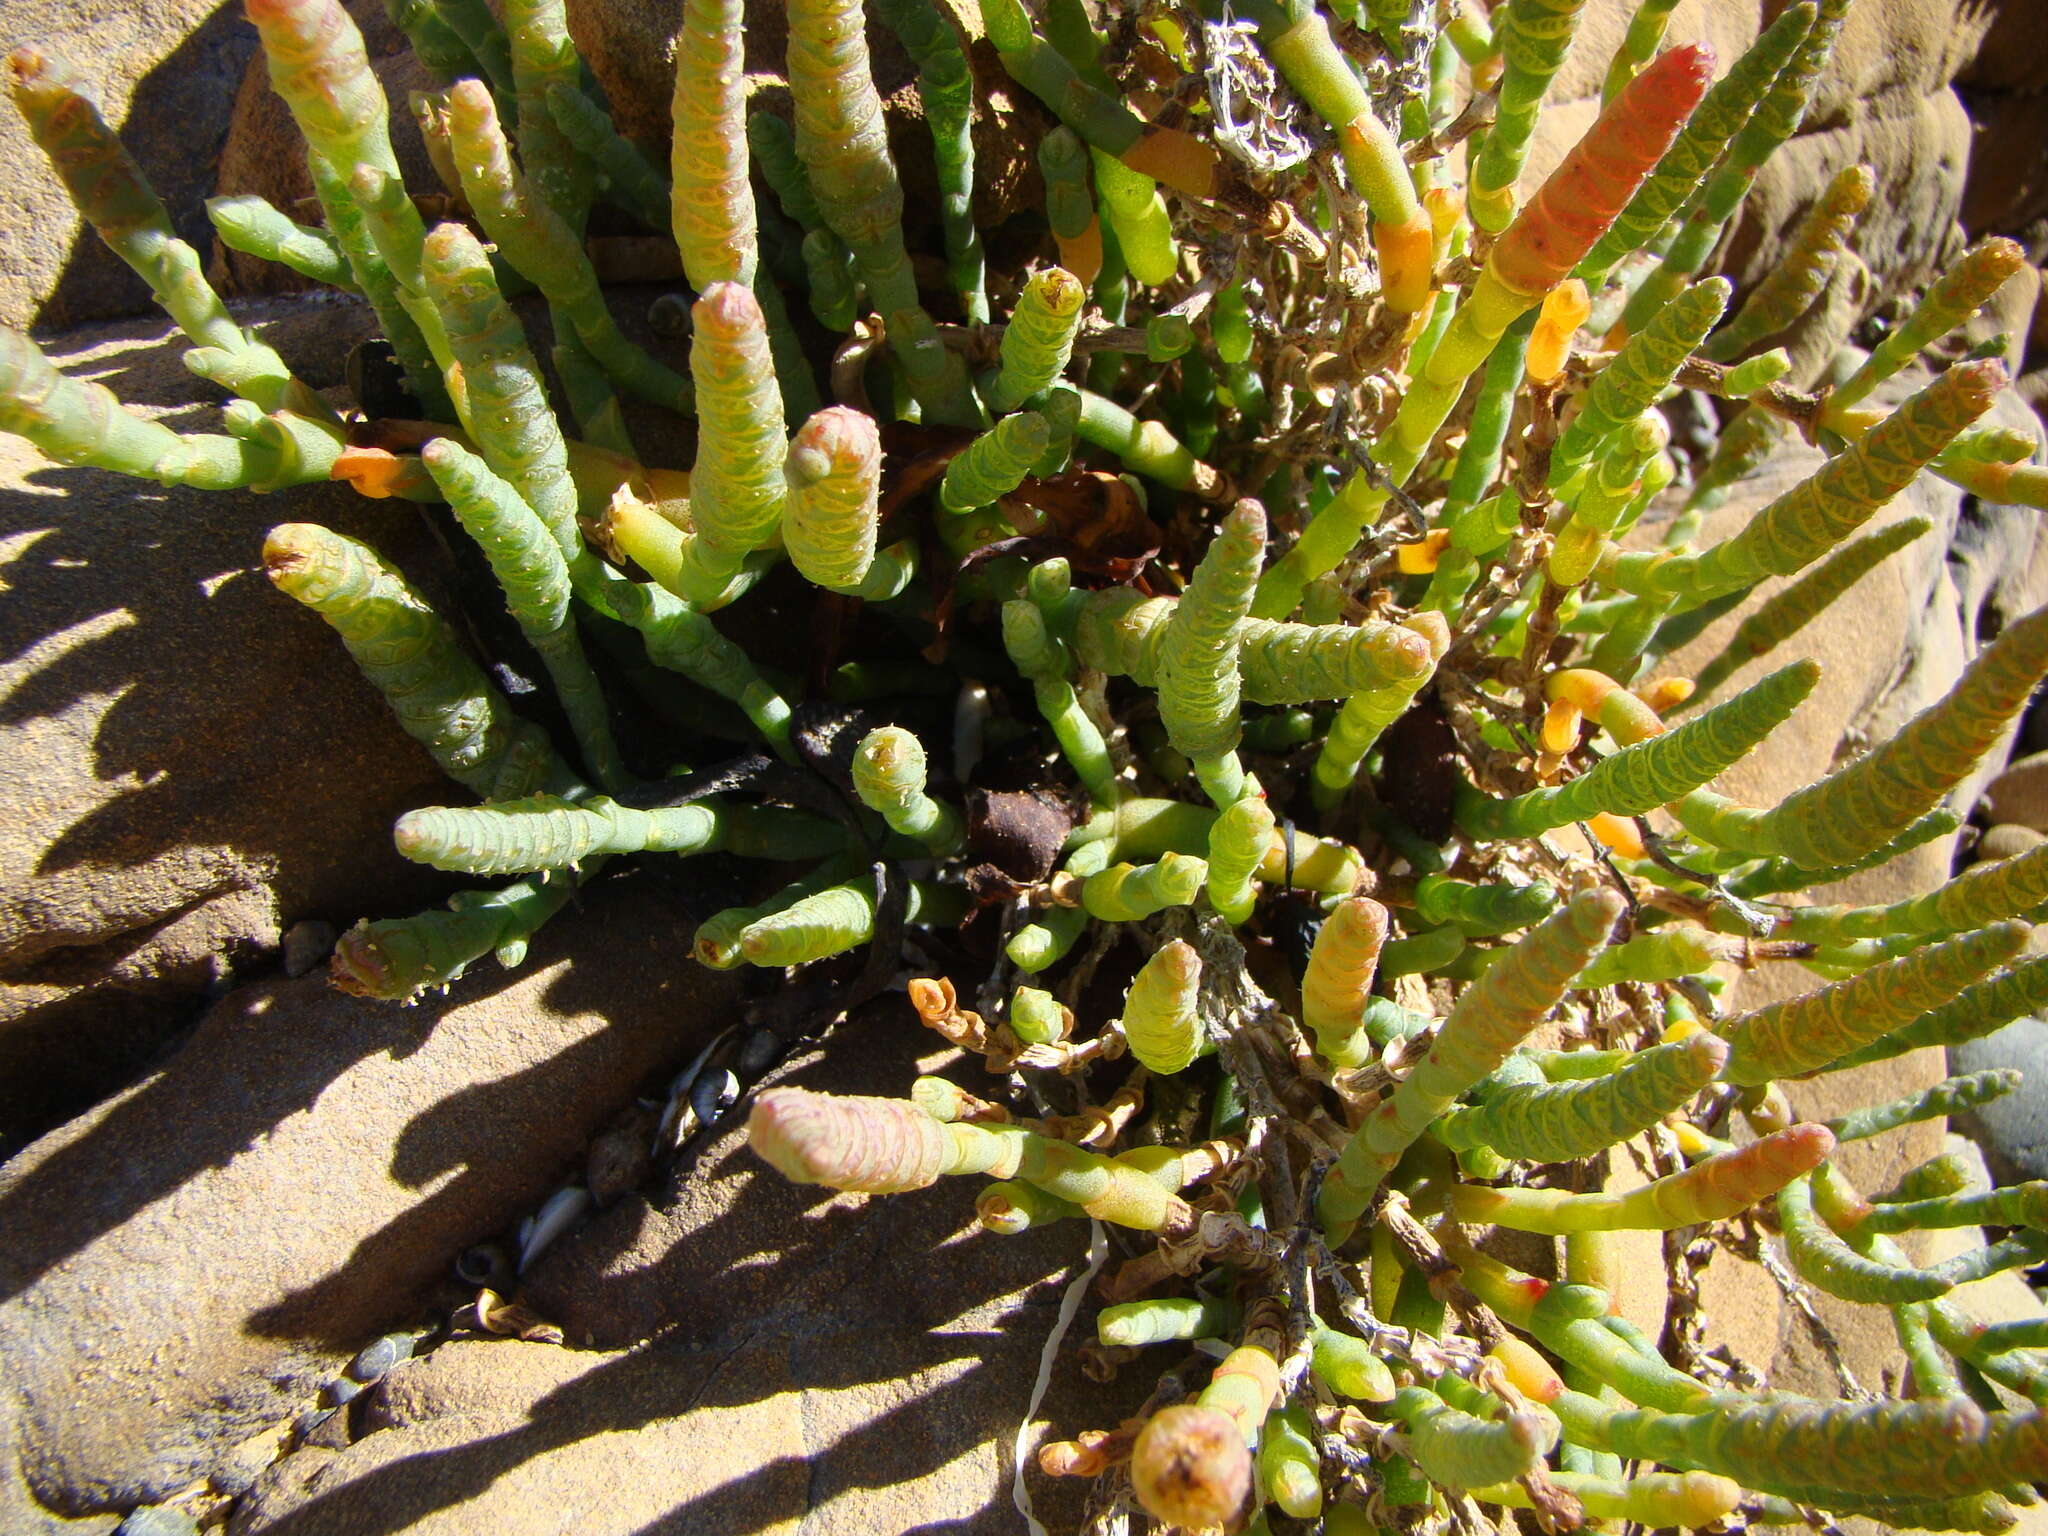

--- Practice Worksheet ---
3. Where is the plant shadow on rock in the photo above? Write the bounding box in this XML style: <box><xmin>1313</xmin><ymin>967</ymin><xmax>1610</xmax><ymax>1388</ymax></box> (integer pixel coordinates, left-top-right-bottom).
<box><xmin>233</xmin><ymin>993</ymin><xmax>1144</xmax><ymax>1536</ymax></box>
<box><xmin>0</xmin><ymin>308</ymin><xmax>476</xmax><ymax>1149</ymax></box>
<box><xmin>27</xmin><ymin>2</ymin><xmax>258</xmax><ymax>335</ymax></box>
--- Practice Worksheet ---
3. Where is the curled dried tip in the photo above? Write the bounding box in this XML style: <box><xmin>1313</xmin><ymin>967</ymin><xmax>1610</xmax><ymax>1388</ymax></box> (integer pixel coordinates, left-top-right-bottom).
<box><xmin>261</xmin><ymin>522</ymin><xmax>325</xmax><ymax>580</ymax></box>
<box><xmin>976</xmin><ymin>1188</ymin><xmax>1034</xmax><ymax>1236</ymax></box>
<box><xmin>693</xmin><ymin>279</ymin><xmax>766</xmax><ymax>338</ymax></box>
<box><xmin>330</xmin><ymin>920</ymin><xmax>398</xmax><ymax>998</ymax></box>
<box><xmin>1029</xmin><ymin>265</ymin><xmax>1086</xmax><ymax>316</ymax></box>
<box><xmin>907</xmin><ymin>976</ymin><xmax>956</xmax><ymax>1022</ymax></box>
<box><xmin>785</xmin><ymin>405</ymin><xmax>881</xmax><ymax>486</ymax></box>
<box><xmin>1129</xmin><ymin>1404</ymin><xmax>1253</xmax><ymax>1532</ymax></box>
<box><xmin>1038</xmin><ymin>1432</ymin><xmax>1117</xmax><ymax>1478</ymax></box>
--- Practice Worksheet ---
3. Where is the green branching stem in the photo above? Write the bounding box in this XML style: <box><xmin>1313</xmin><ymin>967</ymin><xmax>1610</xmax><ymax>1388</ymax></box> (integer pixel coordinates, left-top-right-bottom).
<box><xmin>1321</xmin><ymin>889</ymin><xmax>1624</xmax><ymax>1237</ymax></box>
<box><xmin>1457</xmin><ymin>660</ymin><xmax>1816</xmax><ymax>839</ymax></box>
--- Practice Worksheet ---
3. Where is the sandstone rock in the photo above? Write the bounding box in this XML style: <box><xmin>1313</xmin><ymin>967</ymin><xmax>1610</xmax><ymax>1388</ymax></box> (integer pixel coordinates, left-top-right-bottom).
<box><xmin>1960</xmin><ymin>92</ymin><xmax>2048</xmax><ymax>270</ymax></box>
<box><xmin>1603</xmin><ymin>385</ymin><xmax>2048</xmax><ymax>1388</ymax></box>
<box><xmin>0</xmin><ymin>0</ymin><xmax>257</xmax><ymax>331</ymax></box>
<box><xmin>0</xmin><ymin>870</ymin><xmax>737</xmax><ymax>1523</ymax></box>
<box><xmin>1536</xmin><ymin>0</ymin><xmax>1999</xmax><ymax>305</ymax></box>
<box><xmin>0</xmin><ymin>0</ymin><xmax>448</xmax><ymax>323</ymax></box>
<box><xmin>1980</xmin><ymin>823</ymin><xmax>2048</xmax><ymax>860</ymax></box>
<box><xmin>0</xmin><ymin>301</ymin><xmax>464</xmax><ymax>1147</ymax></box>
<box><xmin>1955</xmin><ymin>0</ymin><xmax>2048</xmax><ymax>96</ymax></box>
<box><xmin>229</xmin><ymin>1005</ymin><xmax>1139</xmax><ymax>1535</ymax></box>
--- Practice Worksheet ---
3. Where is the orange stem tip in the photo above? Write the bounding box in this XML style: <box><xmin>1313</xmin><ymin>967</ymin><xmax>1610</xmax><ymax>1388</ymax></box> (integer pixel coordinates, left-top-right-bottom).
<box><xmin>1395</xmin><ymin>528</ymin><xmax>1452</xmax><ymax>574</ymax></box>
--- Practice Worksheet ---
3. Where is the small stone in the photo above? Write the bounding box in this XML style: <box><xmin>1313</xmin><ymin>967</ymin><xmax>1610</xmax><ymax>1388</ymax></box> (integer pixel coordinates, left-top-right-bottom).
<box><xmin>1983</xmin><ymin>751</ymin><xmax>2048</xmax><ymax>834</ymax></box>
<box><xmin>456</xmin><ymin>1244</ymin><xmax>514</xmax><ymax>1292</ymax></box>
<box><xmin>586</xmin><ymin>1102</ymin><xmax>656</xmax><ymax>1208</ymax></box>
<box><xmin>1955</xmin><ymin>1017</ymin><xmax>2048</xmax><ymax>1184</ymax></box>
<box><xmin>347</xmin><ymin>1333</ymin><xmax>415</xmax><ymax>1385</ymax></box>
<box><xmin>1979</xmin><ymin>823</ymin><xmax>2047</xmax><ymax>861</ymax></box>
<box><xmin>737</xmin><ymin>1025</ymin><xmax>783</xmax><ymax>1080</ymax></box>
<box><xmin>323</xmin><ymin>1377</ymin><xmax>362</xmax><ymax>1408</ymax></box>
<box><xmin>281</xmin><ymin>920</ymin><xmax>338</xmax><ymax>979</ymax></box>
<box><xmin>117</xmin><ymin>1507</ymin><xmax>200</xmax><ymax>1536</ymax></box>
<box><xmin>300</xmin><ymin>1404</ymin><xmax>354</xmax><ymax>1453</ymax></box>
<box><xmin>0</xmin><ymin>875</ymin><xmax>739</xmax><ymax>1514</ymax></box>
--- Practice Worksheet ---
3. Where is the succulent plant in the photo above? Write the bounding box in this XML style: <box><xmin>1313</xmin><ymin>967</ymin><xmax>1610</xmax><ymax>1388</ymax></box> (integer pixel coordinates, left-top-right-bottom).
<box><xmin>7</xmin><ymin>0</ymin><xmax>2048</xmax><ymax>1529</ymax></box>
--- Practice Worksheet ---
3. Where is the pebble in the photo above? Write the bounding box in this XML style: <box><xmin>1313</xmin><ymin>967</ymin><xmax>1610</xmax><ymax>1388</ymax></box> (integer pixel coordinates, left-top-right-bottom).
<box><xmin>280</xmin><ymin>919</ymin><xmax>338</xmax><ymax>978</ymax></box>
<box><xmin>1955</xmin><ymin>1016</ymin><xmax>2048</xmax><ymax>1184</ymax></box>
<box><xmin>347</xmin><ymin>1331</ymin><xmax>414</xmax><ymax>1384</ymax></box>
<box><xmin>1979</xmin><ymin>823</ymin><xmax>2047</xmax><ymax>860</ymax></box>
<box><xmin>116</xmin><ymin>1508</ymin><xmax>200</xmax><ymax>1536</ymax></box>
<box><xmin>1980</xmin><ymin>750</ymin><xmax>2048</xmax><ymax>834</ymax></box>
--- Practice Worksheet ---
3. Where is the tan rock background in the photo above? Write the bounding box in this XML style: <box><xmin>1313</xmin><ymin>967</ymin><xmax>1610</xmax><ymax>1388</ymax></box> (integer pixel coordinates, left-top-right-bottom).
<box><xmin>2</xmin><ymin>0</ymin><xmax>2048</xmax><ymax>1531</ymax></box>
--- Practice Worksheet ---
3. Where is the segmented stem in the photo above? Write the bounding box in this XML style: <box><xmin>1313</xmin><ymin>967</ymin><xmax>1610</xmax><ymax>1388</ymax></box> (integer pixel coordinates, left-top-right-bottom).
<box><xmin>1435</xmin><ymin>1031</ymin><xmax>1727</xmax><ymax>1162</ymax></box>
<box><xmin>783</xmin><ymin>405</ymin><xmax>882</xmax><ymax>592</ymax></box>
<box><xmin>670</xmin><ymin>0</ymin><xmax>756</xmax><ymax>288</ymax></box>
<box><xmin>263</xmin><ymin>522</ymin><xmax>568</xmax><ymax>800</ymax></box>
<box><xmin>421</xmin><ymin>436</ymin><xmax>623</xmax><ymax>788</ymax></box>
<box><xmin>1458</xmin><ymin>660</ymin><xmax>1816</xmax><ymax>839</ymax></box>
<box><xmin>1322</xmin><ymin>889</ymin><xmax>1624</xmax><ymax>1235</ymax></box>
<box><xmin>1453</xmin><ymin>1122</ymin><xmax>1832</xmax><ymax>1232</ymax></box>
<box><xmin>1718</xmin><ymin>922</ymin><xmax>2028</xmax><ymax>1085</ymax></box>
<box><xmin>1120</xmin><ymin>939</ymin><xmax>1203</xmax><ymax>1074</ymax></box>
<box><xmin>1605</xmin><ymin>361</ymin><xmax>2005</xmax><ymax>606</ymax></box>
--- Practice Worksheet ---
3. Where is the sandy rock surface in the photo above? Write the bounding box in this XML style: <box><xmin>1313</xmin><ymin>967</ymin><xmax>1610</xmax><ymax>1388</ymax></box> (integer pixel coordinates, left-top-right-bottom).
<box><xmin>4</xmin><ymin>0</ymin><xmax>2048</xmax><ymax>1531</ymax></box>
<box><xmin>0</xmin><ymin>301</ymin><xmax>465</xmax><ymax>1149</ymax></box>
<box><xmin>0</xmin><ymin>872</ymin><xmax>736</xmax><ymax>1529</ymax></box>
<box><xmin>228</xmin><ymin>1011</ymin><xmax>1138</xmax><ymax>1536</ymax></box>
